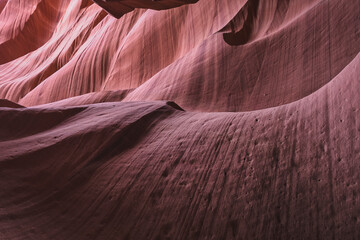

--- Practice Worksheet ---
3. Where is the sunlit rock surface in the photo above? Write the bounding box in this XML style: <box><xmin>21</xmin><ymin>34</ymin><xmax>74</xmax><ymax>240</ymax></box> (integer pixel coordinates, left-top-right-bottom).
<box><xmin>0</xmin><ymin>0</ymin><xmax>359</xmax><ymax>239</ymax></box>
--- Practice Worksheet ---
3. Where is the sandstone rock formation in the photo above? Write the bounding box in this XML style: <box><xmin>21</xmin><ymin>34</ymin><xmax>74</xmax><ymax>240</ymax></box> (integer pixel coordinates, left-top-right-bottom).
<box><xmin>0</xmin><ymin>0</ymin><xmax>359</xmax><ymax>239</ymax></box>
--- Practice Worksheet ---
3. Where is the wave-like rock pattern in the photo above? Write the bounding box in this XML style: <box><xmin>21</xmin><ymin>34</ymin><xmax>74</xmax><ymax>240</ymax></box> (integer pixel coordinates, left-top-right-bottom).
<box><xmin>0</xmin><ymin>0</ymin><xmax>359</xmax><ymax>239</ymax></box>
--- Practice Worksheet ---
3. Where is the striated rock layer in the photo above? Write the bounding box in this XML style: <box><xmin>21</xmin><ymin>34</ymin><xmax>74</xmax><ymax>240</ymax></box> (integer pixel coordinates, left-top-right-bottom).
<box><xmin>0</xmin><ymin>0</ymin><xmax>359</xmax><ymax>239</ymax></box>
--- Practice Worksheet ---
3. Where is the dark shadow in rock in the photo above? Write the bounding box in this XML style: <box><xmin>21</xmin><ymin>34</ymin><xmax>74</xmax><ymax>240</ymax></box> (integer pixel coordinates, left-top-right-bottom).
<box><xmin>0</xmin><ymin>99</ymin><xmax>25</xmax><ymax>108</ymax></box>
<box><xmin>166</xmin><ymin>101</ymin><xmax>185</xmax><ymax>111</ymax></box>
<box><xmin>222</xmin><ymin>0</ymin><xmax>259</xmax><ymax>46</ymax></box>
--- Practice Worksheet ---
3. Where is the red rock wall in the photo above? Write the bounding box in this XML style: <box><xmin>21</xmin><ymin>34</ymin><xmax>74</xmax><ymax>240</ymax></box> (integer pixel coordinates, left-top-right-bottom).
<box><xmin>0</xmin><ymin>0</ymin><xmax>359</xmax><ymax>239</ymax></box>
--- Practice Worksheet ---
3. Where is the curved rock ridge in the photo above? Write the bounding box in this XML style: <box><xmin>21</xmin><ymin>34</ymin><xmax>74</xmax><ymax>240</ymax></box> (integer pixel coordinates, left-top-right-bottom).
<box><xmin>0</xmin><ymin>0</ymin><xmax>71</xmax><ymax>64</ymax></box>
<box><xmin>0</xmin><ymin>0</ymin><xmax>358</xmax><ymax>112</ymax></box>
<box><xmin>0</xmin><ymin>0</ymin><xmax>359</xmax><ymax>239</ymax></box>
<box><xmin>0</xmin><ymin>52</ymin><xmax>359</xmax><ymax>239</ymax></box>
<box><xmin>221</xmin><ymin>0</ymin><xmax>321</xmax><ymax>45</ymax></box>
<box><xmin>124</xmin><ymin>0</ymin><xmax>360</xmax><ymax>112</ymax></box>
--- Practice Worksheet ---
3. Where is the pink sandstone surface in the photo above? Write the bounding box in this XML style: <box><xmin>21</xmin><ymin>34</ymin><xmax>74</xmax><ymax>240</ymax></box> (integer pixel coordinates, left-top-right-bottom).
<box><xmin>0</xmin><ymin>0</ymin><xmax>359</xmax><ymax>239</ymax></box>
